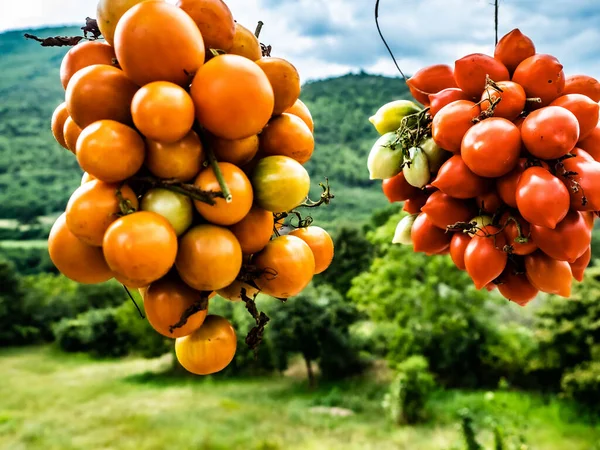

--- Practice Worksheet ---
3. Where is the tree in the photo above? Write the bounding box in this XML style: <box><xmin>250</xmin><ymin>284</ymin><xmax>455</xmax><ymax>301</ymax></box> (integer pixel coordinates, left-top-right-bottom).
<box><xmin>268</xmin><ymin>284</ymin><xmax>365</xmax><ymax>387</ymax></box>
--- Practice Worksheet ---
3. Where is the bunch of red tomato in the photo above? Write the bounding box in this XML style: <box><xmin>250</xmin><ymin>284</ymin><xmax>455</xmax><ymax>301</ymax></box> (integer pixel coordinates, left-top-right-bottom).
<box><xmin>46</xmin><ymin>0</ymin><xmax>334</xmax><ymax>375</ymax></box>
<box><xmin>373</xmin><ymin>28</ymin><xmax>600</xmax><ymax>306</ymax></box>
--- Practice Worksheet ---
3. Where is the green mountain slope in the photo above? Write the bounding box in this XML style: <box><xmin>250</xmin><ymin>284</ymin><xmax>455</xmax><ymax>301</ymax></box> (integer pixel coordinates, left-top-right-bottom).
<box><xmin>0</xmin><ymin>26</ymin><xmax>411</xmax><ymax>228</ymax></box>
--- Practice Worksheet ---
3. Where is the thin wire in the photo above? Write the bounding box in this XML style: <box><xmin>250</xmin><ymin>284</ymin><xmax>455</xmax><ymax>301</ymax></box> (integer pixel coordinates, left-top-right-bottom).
<box><xmin>123</xmin><ymin>285</ymin><xmax>145</xmax><ymax>319</ymax></box>
<box><xmin>494</xmin><ymin>0</ymin><xmax>499</xmax><ymax>46</ymax></box>
<box><xmin>374</xmin><ymin>0</ymin><xmax>408</xmax><ymax>82</ymax></box>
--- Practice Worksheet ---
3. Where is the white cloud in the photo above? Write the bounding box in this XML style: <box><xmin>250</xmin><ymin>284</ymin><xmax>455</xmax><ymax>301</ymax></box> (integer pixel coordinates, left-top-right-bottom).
<box><xmin>3</xmin><ymin>0</ymin><xmax>600</xmax><ymax>82</ymax></box>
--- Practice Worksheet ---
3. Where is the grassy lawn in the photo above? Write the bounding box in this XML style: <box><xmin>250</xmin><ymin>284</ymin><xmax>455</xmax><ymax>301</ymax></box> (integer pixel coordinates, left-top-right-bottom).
<box><xmin>0</xmin><ymin>240</ymin><xmax>48</xmax><ymax>249</ymax></box>
<box><xmin>0</xmin><ymin>346</ymin><xmax>598</xmax><ymax>450</ymax></box>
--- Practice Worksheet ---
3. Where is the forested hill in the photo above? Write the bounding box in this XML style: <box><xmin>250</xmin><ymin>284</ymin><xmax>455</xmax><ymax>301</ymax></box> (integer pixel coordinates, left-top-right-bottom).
<box><xmin>0</xmin><ymin>26</ymin><xmax>412</xmax><ymax>227</ymax></box>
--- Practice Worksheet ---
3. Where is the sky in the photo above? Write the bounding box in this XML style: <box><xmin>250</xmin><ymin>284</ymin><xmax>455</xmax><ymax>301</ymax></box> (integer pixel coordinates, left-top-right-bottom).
<box><xmin>1</xmin><ymin>0</ymin><xmax>600</xmax><ymax>82</ymax></box>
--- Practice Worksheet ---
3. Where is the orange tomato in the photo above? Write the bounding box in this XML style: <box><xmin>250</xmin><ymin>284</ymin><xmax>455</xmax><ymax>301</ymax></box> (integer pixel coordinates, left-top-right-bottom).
<box><xmin>285</xmin><ymin>99</ymin><xmax>314</xmax><ymax>133</ymax></box>
<box><xmin>177</xmin><ymin>0</ymin><xmax>235</xmax><ymax>53</ymax></box>
<box><xmin>256</xmin><ymin>57</ymin><xmax>301</xmax><ymax>115</ymax></box>
<box><xmin>176</xmin><ymin>224</ymin><xmax>242</xmax><ymax>291</ymax></box>
<box><xmin>103</xmin><ymin>211</ymin><xmax>178</xmax><ymax>287</ymax></box>
<box><xmin>217</xmin><ymin>280</ymin><xmax>260</xmax><ymax>302</ymax></box>
<box><xmin>431</xmin><ymin>100</ymin><xmax>479</xmax><ymax>153</ymax></box>
<box><xmin>145</xmin><ymin>130</ymin><xmax>204</xmax><ymax>181</ymax></box>
<box><xmin>48</xmin><ymin>213</ymin><xmax>113</xmax><ymax>284</ymax></box>
<box><xmin>66</xmin><ymin>64</ymin><xmax>138</xmax><ymax>128</ymax></box>
<box><xmin>289</xmin><ymin>226</ymin><xmax>334</xmax><ymax>274</ymax></box>
<box><xmin>454</xmin><ymin>53</ymin><xmax>510</xmax><ymax>99</ymax></box>
<box><xmin>76</xmin><ymin>120</ymin><xmax>145</xmax><ymax>183</ymax></box>
<box><xmin>144</xmin><ymin>273</ymin><xmax>208</xmax><ymax>338</ymax></box>
<box><xmin>175</xmin><ymin>315</ymin><xmax>237</xmax><ymax>375</ymax></box>
<box><xmin>493</xmin><ymin>28</ymin><xmax>536</xmax><ymax>74</ymax></box>
<box><xmin>479</xmin><ymin>81</ymin><xmax>526</xmax><ymax>121</ymax></box>
<box><xmin>97</xmin><ymin>0</ymin><xmax>152</xmax><ymax>46</ymax></box>
<box><xmin>51</xmin><ymin>103</ymin><xmax>70</xmax><ymax>149</ymax></box>
<box><xmin>229</xmin><ymin>23</ymin><xmax>261</xmax><ymax>61</ymax></box>
<box><xmin>66</xmin><ymin>180</ymin><xmax>139</xmax><ymax>246</ymax></box>
<box><xmin>563</xmin><ymin>74</ymin><xmax>600</xmax><ymax>102</ymax></box>
<box><xmin>229</xmin><ymin>206</ymin><xmax>274</xmax><ymax>255</ymax></box>
<box><xmin>131</xmin><ymin>81</ymin><xmax>195</xmax><ymax>143</ymax></box>
<box><xmin>525</xmin><ymin>251</ymin><xmax>572</xmax><ymax>297</ymax></box>
<box><xmin>193</xmin><ymin>162</ymin><xmax>253</xmax><ymax>225</ymax></box>
<box><xmin>208</xmin><ymin>134</ymin><xmax>259</xmax><ymax>167</ymax></box>
<box><xmin>259</xmin><ymin>113</ymin><xmax>314</xmax><ymax>164</ymax></box>
<box><xmin>81</xmin><ymin>172</ymin><xmax>96</xmax><ymax>185</ymax></box>
<box><xmin>191</xmin><ymin>54</ymin><xmax>274</xmax><ymax>140</ymax></box>
<box><xmin>114</xmin><ymin>1</ymin><xmax>205</xmax><ymax>86</ymax></box>
<box><xmin>512</xmin><ymin>54</ymin><xmax>565</xmax><ymax>107</ymax></box>
<box><xmin>253</xmin><ymin>235</ymin><xmax>315</xmax><ymax>298</ymax></box>
<box><xmin>521</xmin><ymin>106</ymin><xmax>579</xmax><ymax>159</ymax></box>
<box><xmin>60</xmin><ymin>41</ymin><xmax>116</xmax><ymax>89</ymax></box>
<box><xmin>549</xmin><ymin>93</ymin><xmax>600</xmax><ymax>140</ymax></box>
<box><xmin>63</xmin><ymin>116</ymin><xmax>83</xmax><ymax>154</ymax></box>
<box><xmin>406</xmin><ymin>64</ymin><xmax>457</xmax><ymax>106</ymax></box>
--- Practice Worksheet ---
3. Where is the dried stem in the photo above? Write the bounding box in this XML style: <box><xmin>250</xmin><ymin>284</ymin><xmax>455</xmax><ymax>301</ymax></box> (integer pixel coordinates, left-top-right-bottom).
<box><xmin>240</xmin><ymin>288</ymin><xmax>271</xmax><ymax>354</ymax></box>
<box><xmin>255</xmin><ymin>21</ymin><xmax>264</xmax><ymax>38</ymax></box>
<box><xmin>116</xmin><ymin>185</ymin><xmax>137</xmax><ymax>216</ymax></box>
<box><xmin>205</xmin><ymin>146</ymin><xmax>233</xmax><ymax>203</ymax></box>
<box><xmin>24</xmin><ymin>17</ymin><xmax>101</xmax><ymax>47</ymax></box>
<box><xmin>130</xmin><ymin>176</ymin><xmax>224</xmax><ymax>205</ymax></box>
<box><xmin>168</xmin><ymin>293</ymin><xmax>210</xmax><ymax>334</ymax></box>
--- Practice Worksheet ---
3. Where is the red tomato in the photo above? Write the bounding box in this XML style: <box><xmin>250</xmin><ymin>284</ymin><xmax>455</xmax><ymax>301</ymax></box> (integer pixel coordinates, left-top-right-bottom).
<box><xmin>494</xmin><ymin>29</ymin><xmax>536</xmax><ymax>74</ymax></box>
<box><xmin>432</xmin><ymin>155</ymin><xmax>491</xmax><ymax>199</ymax></box>
<box><xmin>500</xmin><ymin>212</ymin><xmax>537</xmax><ymax>255</ymax></box>
<box><xmin>464</xmin><ymin>225</ymin><xmax>508</xmax><ymax>289</ymax></box>
<box><xmin>570</xmin><ymin>246</ymin><xmax>591</xmax><ymax>282</ymax></box>
<box><xmin>516</xmin><ymin>166</ymin><xmax>570</xmax><ymax>229</ymax></box>
<box><xmin>431</xmin><ymin>100</ymin><xmax>479</xmax><ymax>153</ymax></box>
<box><xmin>461</xmin><ymin>117</ymin><xmax>521</xmax><ymax>177</ymax></box>
<box><xmin>450</xmin><ymin>232</ymin><xmax>471</xmax><ymax>271</ymax></box>
<box><xmin>454</xmin><ymin>53</ymin><xmax>510</xmax><ymax>99</ymax></box>
<box><xmin>421</xmin><ymin>191</ymin><xmax>476</xmax><ymax>230</ymax></box>
<box><xmin>403</xmin><ymin>189</ymin><xmax>430</xmax><ymax>214</ymax></box>
<box><xmin>521</xmin><ymin>106</ymin><xmax>580</xmax><ymax>159</ymax></box>
<box><xmin>549</xmin><ymin>94</ymin><xmax>599</xmax><ymax>140</ymax></box>
<box><xmin>530</xmin><ymin>210</ymin><xmax>591</xmax><ymax>262</ymax></box>
<box><xmin>571</xmin><ymin>147</ymin><xmax>595</xmax><ymax>162</ymax></box>
<box><xmin>512</xmin><ymin>54</ymin><xmax>565</xmax><ymax>108</ymax></box>
<box><xmin>475</xmin><ymin>190</ymin><xmax>504</xmax><ymax>215</ymax></box>
<box><xmin>411</xmin><ymin>213</ymin><xmax>452</xmax><ymax>255</ymax></box>
<box><xmin>497</xmin><ymin>269</ymin><xmax>539</xmax><ymax>306</ymax></box>
<box><xmin>496</xmin><ymin>159</ymin><xmax>548</xmax><ymax>208</ymax></box>
<box><xmin>559</xmin><ymin>156</ymin><xmax>600</xmax><ymax>211</ymax></box>
<box><xmin>406</xmin><ymin>64</ymin><xmax>457</xmax><ymax>106</ymax></box>
<box><xmin>382</xmin><ymin>172</ymin><xmax>420</xmax><ymax>202</ymax></box>
<box><xmin>577</xmin><ymin>123</ymin><xmax>600</xmax><ymax>162</ymax></box>
<box><xmin>563</xmin><ymin>74</ymin><xmax>600</xmax><ymax>102</ymax></box>
<box><xmin>525</xmin><ymin>251</ymin><xmax>572</xmax><ymax>297</ymax></box>
<box><xmin>428</xmin><ymin>88</ymin><xmax>471</xmax><ymax>117</ymax></box>
<box><xmin>479</xmin><ymin>81</ymin><xmax>526</xmax><ymax>121</ymax></box>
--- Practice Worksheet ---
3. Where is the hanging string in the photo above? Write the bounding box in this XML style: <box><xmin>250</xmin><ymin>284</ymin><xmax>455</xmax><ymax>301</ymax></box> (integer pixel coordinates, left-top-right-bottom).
<box><xmin>374</xmin><ymin>0</ymin><xmax>408</xmax><ymax>82</ymax></box>
<box><xmin>494</xmin><ymin>0</ymin><xmax>500</xmax><ymax>46</ymax></box>
<box><xmin>123</xmin><ymin>285</ymin><xmax>145</xmax><ymax>319</ymax></box>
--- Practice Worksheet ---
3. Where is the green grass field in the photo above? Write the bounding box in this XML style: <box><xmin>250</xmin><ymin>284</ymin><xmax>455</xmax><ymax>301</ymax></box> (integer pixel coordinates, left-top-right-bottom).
<box><xmin>0</xmin><ymin>240</ymin><xmax>48</xmax><ymax>249</ymax></box>
<box><xmin>0</xmin><ymin>347</ymin><xmax>598</xmax><ymax>450</ymax></box>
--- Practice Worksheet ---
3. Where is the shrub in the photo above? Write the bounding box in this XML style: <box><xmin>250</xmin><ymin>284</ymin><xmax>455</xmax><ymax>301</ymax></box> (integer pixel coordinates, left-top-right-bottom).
<box><xmin>561</xmin><ymin>361</ymin><xmax>600</xmax><ymax>410</ymax></box>
<box><xmin>382</xmin><ymin>355</ymin><xmax>436</xmax><ymax>424</ymax></box>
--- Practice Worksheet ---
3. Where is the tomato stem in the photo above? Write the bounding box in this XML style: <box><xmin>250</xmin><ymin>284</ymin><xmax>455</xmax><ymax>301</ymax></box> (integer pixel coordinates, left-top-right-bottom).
<box><xmin>116</xmin><ymin>185</ymin><xmax>137</xmax><ymax>216</ymax></box>
<box><xmin>168</xmin><ymin>293</ymin><xmax>210</xmax><ymax>334</ymax></box>
<box><xmin>129</xmin><ymin>176</ymin><xmax>223</xmax><ymax>205</ymax></box>
<box><xmin>255</xmin><ymin>21</ymin><xmax>264</xmax><ymax>38</ymax></box>
<box><xmin>23</xmin><ymin>17</ymin><xmax>102</xmax><ymax>47</ymax></box>
<box><xmin>205</xmin><ymin>146</ymin><xmax>233</xmax><ymax>203</ymax></box>
<box><xmin>240</xmin><ymin>288</ymin><xmax>272</xmax><ymax>354</ymax></box>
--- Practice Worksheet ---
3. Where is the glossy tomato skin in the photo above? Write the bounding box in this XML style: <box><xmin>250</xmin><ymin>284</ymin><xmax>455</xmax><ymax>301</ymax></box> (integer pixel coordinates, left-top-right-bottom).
<box><xmin>421</xmin><ymin>191</ymin><xmax>475</xmax><ymax>230</ymax></box>
<box><xmin>256</xmin><ymin>57</ymin><xmax>301</xmax><ymax>116</ymax></box>
<box><xmin>217</xmin><ymin>280</ymin><xmax>259</xmax><ymax>302</ymax></box>
<box><xmin>145</xmin><ymin>130</ymin><xmax>204</xmax><ymax>181</ymax></box>
<box><xmin>461</xmin><ymin>117</ymin><xmax>521</xmax><ymax>178</ymax></box>
<box><xmin>560</xmin><ymin>156</ymin><xmax>600</xmax><ymax>211</ymax></box>
<box><xmin>382</xmin><ymin>172</ymin><xmax>420</xmax><ymax>202</ymax></box>
<box><xmin>176</xmin><ymin>0</ymin><xmax>236</xmax><ymax>54</ymax></box>
<box><xmin>549</xmin><ymin>94</ymin><xmax>599</xmax><ymax>140</ymax></box>
<box><xmin>497</xmin><ymin>269</ymin><xmax>539</xmax><ymax>306</ymax></box>
<box><xmin>428</xmin><ymin>88</ymin><xmax>471</xmax><ymax>117</ymax></box>
<box><xmin>48</xmin><ymin>213</ymin><xmax>113</xmax><ymax>284</ymax></box>
<box><xmin>175</xmin><ymin>315</ymin><xmax>237</xmax><ymax>375</ymax></box>
<box><xmin>571</xmin><ymin>147</ymin><xmax>595</xmax><ymax>162</ymax></box>
<box><xmin>406</xmin><ymin>64</ymin><xmax>457</xmax><ymax>106</ymax></box>
<box><xmin>289</xmin><ymin>226</ymin><xmax>334</xmax><ymax>274</ymax></box>
<box><xmin>403</xmin><ymin>189</ymin><xmax>430</xmax><ymax>214</ymax></box>
<box><xmin>454</xmin><ymin>53</ymin><xmax>510</xmax><ymax>99</ymax></box>
<box><xmin>103</xmin><ymin>211</ymin><xmax>178</xmax><ymax>288</ymax></box>
<box><xmin>144</xmin><ymin>273</ymin><xmax>208</xmax><ymax>338</ymax></box>
<box><xmin>516</xmin><ymin>167</ymin><xmax>570</xmax><ymax>229</ymax></box>
<box><xmin>479</xmin><ymin>81</ymin><xmax>526</xmax><ymax>121</ymax></box>
<box><xmin>475</xmin><ymin>190</ymin><xmax>504</xmax><ymax>215</ymax></box>
<box><xmin>285</xmin><ymin>99</ymin><xmax>314</xmax><ymax>132</ymax></box>
<box><xmin>432</xmin><ymin>155</ymin><xmax>491</xmax><ymax>199</ymax></box>
<box><xmin>512</xmin><ymin>54</ymin><xmax>565</xmax><ymax>107</ymax></box>
<box><xmin>251</xmin><ymin>155</ymin><xmax>310</xmax><ymax>213</ymax></box>
<box><xmin>253</xmin><ymin>235</ymin><xmax>315</xmax><ymax>298</ymax></box>
<box><xmin>494</xmin><ymin>28</ymin><xmax>536</xmax><ymax>74</ymax></box>
<box><xmin>563</xmin><ymin>74</ymin><xmax>600</xmax><ymax>102</ymax></box>
<box><xmin>450</xmin><ymin>232</ymin><xmax>471</xmax><ymax>271</ymax></box>
<box><xmin>464</xmin><ymin>225</ymin><xmax>508</xmax><ymax>290</ymax></box>
<box><xmin>229</xmin><ymin>23</ymin><xmax>261</xmax><ymax>61</ymax></box>
<box><xmin>140</xmin><ymin>188</ymin><xmax>193</xmax><ymax>236</ymax></box>
<box><xmin>176</xmin><ymin>224</ymin><xmax>243</xmax><ymax>292</ymax></box>
<box><xmin>51</xmin><ymin>103</ymin><xmax>70</xmax><ymax>149</ymax></box>
<box><xmin>496</xmin><ymin>159</ymin><xmax>546</xmax><ymax>208</ymax></box>
<box><xmin>259</xmin><ymin>113</ymin><xmax>314</xmax><ymax>164</ymax></box>
<box><xmin>570</xmin><ymin>246</ymin><xmax>591</xmax><ymax>282</ymax></box>
<box><xmin>432</xmin><ymin>100</ymin><xmax>479</xmax><ymax>153</ymax></box>
<box><xmin>60</xmin><ymin>41</ymin><xmax>116</xmax><ymax>89</ymax></box>
<box><xmin>411</xmin><ymin>213</ymin><xmax>452</xmax><ymax>255</ymax></box>
<box><xmin>530</xmin><ymin>210</ymin><xmax>591</xmax><ymax>262</ymax></box>
<box><xmin>501</xmin><ymin>212</ymin><xmax>537</xmax><ymax>256</ymax></box>
<box><xmin>525</xmin><ymin>251</ymin><xmax>572</xmax><ymax>297</ymax></box>
<box><xmin>228</xmin><ymin>206</ymin><xmax>274</xmax><ymax>255</ymax></box>
<box><xmin>96</xmin><ymin>0</ymin><xmax>149</xmax><ymax>46</ymax></box>
<box><xmin>521</xmin><ymin>106</ymin><xmax>580</xmax><ymax>159</ymax></box>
